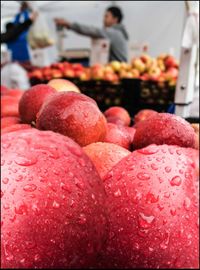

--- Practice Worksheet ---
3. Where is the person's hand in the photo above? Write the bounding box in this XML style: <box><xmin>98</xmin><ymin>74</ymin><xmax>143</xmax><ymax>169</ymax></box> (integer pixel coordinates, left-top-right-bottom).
<box><xmin>30</xmin><ymin>11</ymin><xmax>38</xmax><ymax>22</ymax></box>
<box><xmin>54</xmin><ymin>18</ymin><xmax>71</xmax><ymax>28</ymax></box>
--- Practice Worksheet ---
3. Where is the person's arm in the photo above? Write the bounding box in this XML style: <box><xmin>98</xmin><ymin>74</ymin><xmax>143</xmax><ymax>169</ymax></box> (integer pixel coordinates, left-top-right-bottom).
<box><xmin>1</xmin><ymin>12</ymin><xmax>37</xmax><ymax>44</ymax></box>
<box><xmin>55</xmin><ymin>19</ymin><xmax>107</xmax><ymax>39</ymax></box>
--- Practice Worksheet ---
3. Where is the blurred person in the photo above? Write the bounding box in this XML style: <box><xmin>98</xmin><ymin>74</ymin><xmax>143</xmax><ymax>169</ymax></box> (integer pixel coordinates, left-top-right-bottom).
<box><xmin>6</xmin><ymin>1</ymin><xmax>32</xmax><ymax>63</ymax></box>
<box><xmin>1</xmin><ymin>12</ymin><xmax>37</xmax><ymax>44</ymax></box>
<box><xmin>55</xmin><ymin>6</ymin><xmax>129</xmax><ymax>62</ymax></box>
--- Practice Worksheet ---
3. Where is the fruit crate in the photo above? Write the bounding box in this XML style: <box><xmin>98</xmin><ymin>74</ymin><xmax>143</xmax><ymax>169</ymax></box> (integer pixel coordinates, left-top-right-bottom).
<box><xmin>75</xmin><ymin>80</ymin><xmax>124</xmax><ymax>112</ymax></box>
<box><xmin>121</xmin><ymin>79</ymin><xmax>176</xmax><ymax>116</ymax></box>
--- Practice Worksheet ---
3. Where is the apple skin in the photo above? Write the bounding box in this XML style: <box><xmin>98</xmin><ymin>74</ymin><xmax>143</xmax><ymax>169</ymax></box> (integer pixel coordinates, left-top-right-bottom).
<box><xmin>47</xmin><ymin>79</ymin><xmax>80</xmax><ymax>93</ymax></box>
<box><xmin>1</xmin><ymin>96</ymin><xmax>19</xmax><ymax>118</ymax></box>
<box><xmin>1</xmin><ymin>116</ymin><xmax>20</xmax><ymax>129</ymax></box>
<box><xmin>1</xmin><ymin>85</ymin><xmax>9</xmax><ymax>95</ymax></box>
<box><xmin>106</xmin><ymin>116</ymin><xmax>125</xmax><ymax>126</ymax></box>
<box><xmin>104</xmin><ymin>123</ymin><xmax>132</xmax><ymax>150</ymax></box>
<box><xmin>134</xmin><ymin>109</ymin><xmax>158</xmax><ymax>125</ymax></box>
<box><xmin>1</xmin><ymin>123</ymin><xmax>32</xmax><ymax>135</ymax></box>
<box><xmin>83</xmin><ymin>142</ymin><xmax>130</xmax><ymax>179</ymax></box>
<box><xmin>104</xmin><ymin>106</ymin><xmax>131</xmax><ymax>127</ymax></box>
<box><xmin>36</xmin><ymin>92</ymin><xmax>107</xmax><ymax>147</ymax></box>
<box><xmin>1</xmin><ymin>129</ymin><xmax>108</xmax><ymax>269</ymax></box>
<box><xmin>19</xmin><ymin>84</ymin><xmax>56</xmax><ymax>124</ymax></box>
<box><xmin>99</xmin><ymin>144</ymin><xmax>199</xmax><ymax>269</ymax></box>
<box><xmin>133</xmin><ymin>113</ymin><xmax>196</xmax><ymax>149</ymax></box>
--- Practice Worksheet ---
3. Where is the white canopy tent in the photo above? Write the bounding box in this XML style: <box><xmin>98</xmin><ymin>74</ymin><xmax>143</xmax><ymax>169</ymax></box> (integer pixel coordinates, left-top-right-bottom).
<box><xmin>1</xmin><ymin>1</ymin><xmax>186</xmax><ymax>58</ymax></box>
<box><xmin>1</xmin><ymin>1</ymin><xmax>199</xmax><ymax>118</ymax></box>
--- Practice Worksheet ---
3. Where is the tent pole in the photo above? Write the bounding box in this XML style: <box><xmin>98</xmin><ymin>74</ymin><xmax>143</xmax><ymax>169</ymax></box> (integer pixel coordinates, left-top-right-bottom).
<box><xmin>174</xmin><ymin>2</ymin><xmax>198</xmax><ymax>118</ymax></box>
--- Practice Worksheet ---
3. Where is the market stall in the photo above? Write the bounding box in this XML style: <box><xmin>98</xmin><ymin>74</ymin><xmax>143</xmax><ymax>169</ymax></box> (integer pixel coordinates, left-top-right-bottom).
<box><xmin>1</xmin><ymin>2</ymin><xmax>199</xmax><ymax>269</ymax></box>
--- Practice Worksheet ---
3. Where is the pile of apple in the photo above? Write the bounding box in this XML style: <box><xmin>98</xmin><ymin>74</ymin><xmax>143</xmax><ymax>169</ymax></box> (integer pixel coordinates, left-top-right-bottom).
<box><xmin>28</xmin><ymin>54</ymin><xmax>178</xmax><ymax>86</ymax></box>
<box><xmin>1</xmin><ymin>79</ymin><xmax>199</xmax><ymax>269</ymax></box>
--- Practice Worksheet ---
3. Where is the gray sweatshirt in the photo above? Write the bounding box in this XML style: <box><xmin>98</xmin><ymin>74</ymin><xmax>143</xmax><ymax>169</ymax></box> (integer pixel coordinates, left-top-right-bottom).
<box><xmin>69</xmin><ymin>22</ymin><xmax>129</xmax><ymax>62</ymax></box>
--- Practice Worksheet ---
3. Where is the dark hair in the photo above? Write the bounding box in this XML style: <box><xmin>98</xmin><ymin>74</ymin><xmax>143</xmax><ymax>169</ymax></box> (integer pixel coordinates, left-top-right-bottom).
<box><xmin>6</xmin><ymin>22</ymin><xmax>14</xmax><ymax>31</ymax></box>
<box><xmin>107</xmin><ymin>6</ymin><xmax>123</xmax><ymax>23</ymax></box>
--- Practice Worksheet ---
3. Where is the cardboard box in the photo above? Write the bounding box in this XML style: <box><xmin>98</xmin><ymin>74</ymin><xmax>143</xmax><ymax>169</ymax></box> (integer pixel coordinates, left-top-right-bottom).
<box><xmin>90</xmin><ymin>39</ymin><xmax>110</xmax><ymax>66</ymax></box>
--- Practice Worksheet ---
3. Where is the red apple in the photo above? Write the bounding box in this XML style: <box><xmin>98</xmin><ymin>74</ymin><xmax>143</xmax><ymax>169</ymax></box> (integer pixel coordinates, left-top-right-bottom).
<box><xmin>134</xmin><ymin>109</ymin><xmax>158</xmax><ymax>125</ymax></box>
<box><xmin>106</xmin><ymin>116</ymin><xmax>125</xmax><ymax>126</ymax></box>
<box><xmin>104</xmin><ymin>107</ymin><xmax>131</xmax><ymax>126</ymax></box>
<box><xmin>5</xmin><ymin>89</ymin><xmax>24</xmax><ymax>101</ymax></box>
<box><xmin>191</xmin><ymin>123</ymin><xmax>199</xmax><ymax>150</ymax></box>
<box><xmin>1</xmin><ymin>123</ymin><xmax>32</xmax><ymax>135</ymax></box>
<box><xmin>1</xmin><ymin>116</ymin><xmax>20</xmax><ymax>129</ymax></box>
<box><xmin>83</xmin><ymin>142</ymin><xmax>130</xmax><ymax>179</ymax></box>
<box><xmin>29</xmin><ymin>69</ymin><xmax>43</xmax><ymax>80</ymax></box>
<box><xmin>133</xmin><ymin>113</ymin><xmax>196</xmax><ymax>149</ymax></box>
<box><xmin>51</xmin><ymin>69</ymin><xmax>63</xmax><ymax>79</ymax></box>
<box><xmin>1</xmin><ymin>85</ymin><xmax>9</xmax><ymax>96</ymax></box>
<box><xmin>47</xmin><ymin>79</ymin><xmax>80</xmax><ymax>93</ymax></box>
<box><xmin>1</xmin><ymin>129</ymin><xmax>107</xmax><ymax>268</ymax></box>
<box><xmin>1</xmin><ymin>96</ymin><xmax>19</xmax><ymax>118</ymax></box>
<box><xmin>165</xmin><ymin>55</ymin><xmax>178</xmax><ymax>68</ymax></box>
<box><xmin>104</xmin><ymin>123</ymin><xmax>132</xmax><ymax>150</ymax></box>
<box><xmin>125</xmin><ymin>126</ymin><xmax>136</xmax><ymax>144</ymax></box>
<box><xmin>99</xmin><ymin>144</ymin><xmax>199</xmax><ymax>268</ymax></box>
<box><xmin>19</xmin><ymin>84</ymin><xmax>56</xmax><ymax>124</ymax></box>
<box><xmin>165</xmin><ymin>67</ymin><xmax>178</xmax><ymax>80</ymax></box>
<box><xmin>63</xmin><ymin>68</ymin><xmax>75</xmax><ymax>78</ymax></box>
<box><xmin>36</xmin><ymin>92</ymin><xmax>107</xmax><ymax>146</ymax></box>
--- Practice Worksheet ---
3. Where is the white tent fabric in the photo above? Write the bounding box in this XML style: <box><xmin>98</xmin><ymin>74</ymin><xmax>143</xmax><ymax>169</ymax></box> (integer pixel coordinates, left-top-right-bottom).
<box><xmin>1</xmin><ymin>1</ymin><xmax>186</xmax><ymax>59</ymax></box>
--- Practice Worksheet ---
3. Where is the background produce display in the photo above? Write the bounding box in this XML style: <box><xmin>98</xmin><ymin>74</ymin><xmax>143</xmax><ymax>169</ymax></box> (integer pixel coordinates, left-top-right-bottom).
<box><xmin>28</xmin><ymin>54</ymin><xmax>178</xmax><ymax>115</ymax></box>
<box><xmin>1</xmin><ymin>78</ymin><xmax>199</xmax><ymax>268</ymax></box>
<box><xmin>28</xmin><ymin>54</ymin><xmax>178</xmax><ymax>84</ymax></box>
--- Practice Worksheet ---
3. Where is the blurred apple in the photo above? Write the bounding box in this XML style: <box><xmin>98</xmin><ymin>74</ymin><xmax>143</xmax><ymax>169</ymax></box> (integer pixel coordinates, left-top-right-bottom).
<box><xmin>47</xmin><ymin>79</ymin><xmax>80</xmax><ymax>93</ymax></box>
<box><xmin>165</xmin><ymin>55</ymin><xmax>179</xmax><ymax>68</ymax></box>
<box><xmin>132</xmin><ymin>58</ymin><xmax>146</xmax><ymax>73</ymax></box>
<box><xmin>110</xmin><ymin>61</ymin><xmax>121</xmax><ymax>72</ymax></box>
<box><xmin>63</xmin><ymin>68</ymin><xmax>75</xmax><ymax>78</ymax></box>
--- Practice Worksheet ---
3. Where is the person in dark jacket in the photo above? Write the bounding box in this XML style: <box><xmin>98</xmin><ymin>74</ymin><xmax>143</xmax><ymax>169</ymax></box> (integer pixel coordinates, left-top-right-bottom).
<box><xmin>55</xmin><ymin>6</ymin><xmax>129</xmax><ymax>62</ymax></box>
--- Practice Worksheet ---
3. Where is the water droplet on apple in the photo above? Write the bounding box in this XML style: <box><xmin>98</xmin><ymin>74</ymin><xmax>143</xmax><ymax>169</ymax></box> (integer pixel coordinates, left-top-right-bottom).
<box><xmin>138</xmin><ymin>212</ymin><xmax>155</xmax><ymax>228</ymax></box>
<box><xmin>114</xmin><ymin>189</ymin><xmax>121</xmax><ymax>197</ymax></box>
<box><xmin>170</xmin><ymin>208</ymin><xmax>176</xmax><ymax>216</ymax></box>
<box><xmin>1</xmin><ymin>159</ymin><xmax>5</xmax><ymax>166</ymax></box>
<box><xmin>134</xmin><ymin>243</ymin><xmax>140</xmax><ymax>249</ymax></box>
<box><xmin>170</xmin><ymin>176</ymin><xmax>182</xmax><ymax>186</ymax></box>
<box><xmin>146</xmin><ymin>192</ymin><xmax>159</xmax><ymax>203</ymax></box>
<box><xmin>183</xmin><ymin>197</ymin><xmax>191</xmax><ymax>210</ymax></box>
<box><xmin>151</xmin><ymin>163</ymin><xmax>158</xmax><ymax>170</ymax></box>
<box><xmin>34</xmin><ymin>254</ymin><xmax>40</xmax><ymax>261</ymax></box>
<box><xmin>2</xmin><ymin>177</ymin><xmax>9</xmax><ymax>184</ymax></box>
<box><xmin>137</xmin><ymin>145</ymin><xmax>158</xmax><ymax>155</ymax></box>
<box><xmin>2</xmin><ymin>142</ymin><xmax>11</xmax><ymax>149</ymax></box>
<box><xmin>3</xmin><ymin>203</ymin><xmax>10</xmax><ymax>210</ymax></box>
<box><xmin>60</xmin><ymin>182</ymin><xmax>72</xmax><ymax>193</ymax></box>
<box><xmin>164</xmin><ymin>192</ymin><xmax>170</xmax><ymax>198</ymax></box>
<box><xmin>165</xmin><ymin>166</ymin><xmax>171</xmax><ymax>173</ymax></box>
<box><xmin>137</xmin><ymin>172</ymin><xmax>150</xmax><ymax>181</ymax></box>
<box><xmin>160</xmin><ymin>232</ymin><xmax>170</xmax><ymax>249</ymax></box>
<box><xmin>79</xmin><ymin>158</ymin><xmax>86</xmax><ymax>167</ymax></box>
<box><xmin>149</xmin><ymin>247</ymin><xmax>154</xmax><ymax>252</ymax></box>
<box><xmin>52</xmin><ymin>200</ymin><xmax>60</xmax><ymax>209</ymax></box>
<box><xmin>25</xmin><ymin>241</ymin><xmax>36</xmax><ymax>249</ymax></box>
<box><xmin>78</xmin><ymin>214</ymin><xmax>87</xmax><ymax>224</ymax></box>
<box><xmin>15</xmin><ymin>154</ymin><xmax>37</xmax><ymax>166</ymax></box>
<box><xmin>6</xmin><ymin>255</ymin><xmax>14</xmax><ymax>261</ymax></box>
<box><xmin>23</xmin><ymin>184</ymin><xmax>37</xmax><ymax>192</ymax></box>
<box><xmin>15</xmin><ymin>175</ymin><xmax>23</xmax><ymax>182</ymax></box>
<box><xmin>74</xmin><ymin>177</ymin><xmax>85</xmax><ymax>190</ymax></box>
<box><xmin>163</xmin><ymin>219</ymin><xmax>167</xmax><ymax>225</ymax></box>
<box><xmin>15</xmin><ymin>202</ymin><xmax>28</xmax><ymax>215</ymax></box>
